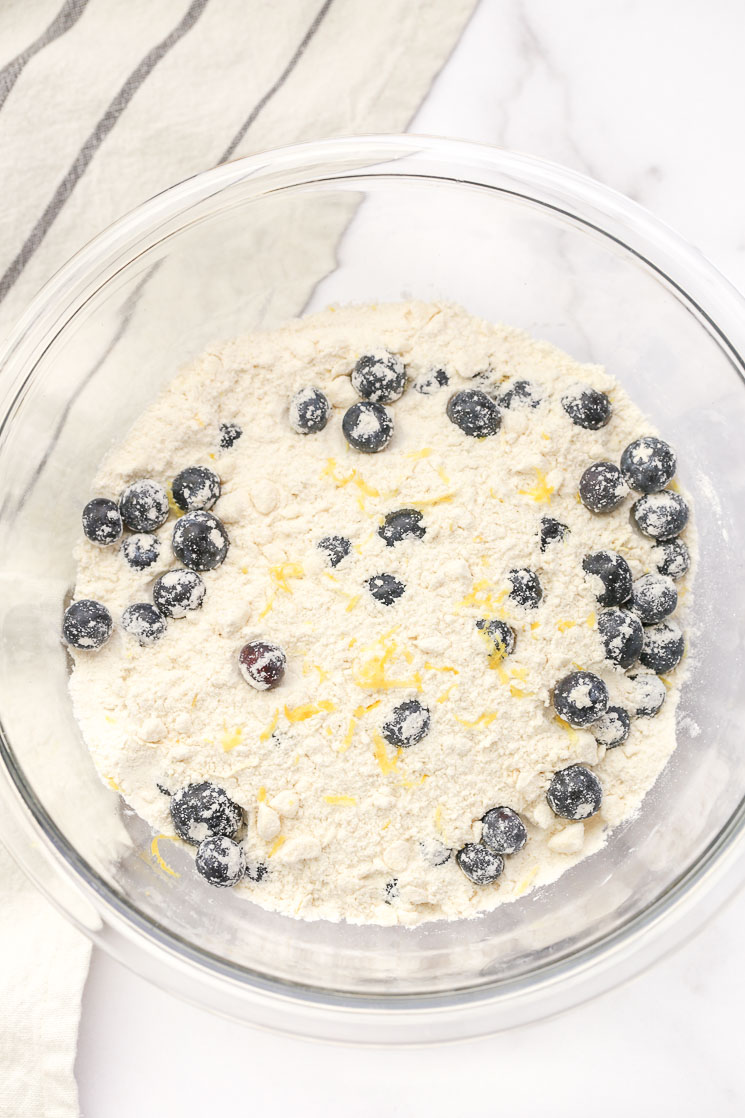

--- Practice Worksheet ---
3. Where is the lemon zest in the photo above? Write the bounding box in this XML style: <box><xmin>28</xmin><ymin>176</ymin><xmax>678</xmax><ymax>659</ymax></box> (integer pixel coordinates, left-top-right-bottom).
<box><xmin>345</xmin><ymin>595</ymin><xmax>360</xmax><ymax>612</ymax></box>
<box><xmin>434</xmin><ymin>804</ymin><xmax>444</xmax><ymax>834</ymax></box>
<box><xmin>269</xmin><ymin>562</ymin><xmax>304</xmax><ymax>595</ymax></box>
<box><xmin>268</xmin><ymin>835</ymin><xmax>286</xmax><ymax>858</ymax></box>
<box><xmin>221</xmin><ymin>726</ymin><xmax>243</xmax><ymax>752</ymax></box>
<box><xmin>412</xmin><ymin>492</ymin><xmax>455</xmax><ymax>507</ymax></box>
<box><xmin>436</xmin><ymin>465</ymin><xmax>451</xmax><ymax>485</ymax></box>
<box><xmin>406</xmin><ymin>447</ymin><xmax>432</xmax><ymax>460</ymax></box>
<box><xmin>150</xmin><ymin>835</ymin><xmax>179</xmax><ymax>878</ymax></box>
<box><xmin>352</xmin><ymin>473</ymin><xmax>379</xmax><ymax>498</ymax></box>
<box><xmin>259</xmin><ymin>709</ymin><xmax>279</xmax><ymax>742</ymax></box>
<box><xmin>554</xmin><ymin>716</ymin><xmax>579</xmax><ymax>746</ymax></box>
<box><xmin>106</xmin><ymin>776</ymin><xmax>120</xmax><ymax>792</ymax></box>
<box><xmin>557</xmin><ymin>619</ymin><xmax>576</xmax><ymax>633</ymax></box>
<box><xmin>258</xmin><ymin>595</ymin><xmax>275</xmax><ymax>620</ymax></box>
<box><xmin>515</xmin><ymin>865</ymin><xmax>540</xmax><ymax>897</ymax></box>
<box><xmin>373</xmin><ymin>731</ymin><xmax>400</xmax><ymax>775</ymax></box>
<box><xmin>424</xmin><ymin>662</ymin><xmax>459</xmax><ymax>674</ymax></box>
<box><xmin>586</xmin><ymin>612</ymin><xmax>596</xmax><ymax>628</ymax></box>
<box><xmin>437</xmin><ymin>683</ymin><xmax>458</xmax><ymax>703</ymax></box>
<box><xmin>257</xmin><ymin>786</ymin><xmax>267</xmax><ymax>802</ymax></box>
<box><xmin>382</xmin><ymin>819</ymin><xmax>391</xmax><ymax>830</ymax></box>
<box><xmin>324</xmin><ymin>795</ymin><xmax>357</xmax><ymax>806</ymax></box>
<box><xmin>455</xmin><ymin>711</ymin><xmax>498</xmax><ymax>728</ymax></box>
<box><xmin>518</xmin><ymin>468</ymin><xmax>555</xmax><ymax>503</ymax></box>
<box><xmin>284</xmin><ymin>702</ymin><xmax>331</xmax><ymax>723</ymax></box>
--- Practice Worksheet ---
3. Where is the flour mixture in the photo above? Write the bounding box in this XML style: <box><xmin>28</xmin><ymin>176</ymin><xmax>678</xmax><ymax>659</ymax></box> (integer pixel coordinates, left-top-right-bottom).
<box><xmin>65</xmin><ymin>302</ymin><xmax>692</xmax><ymax>925</ymax></box>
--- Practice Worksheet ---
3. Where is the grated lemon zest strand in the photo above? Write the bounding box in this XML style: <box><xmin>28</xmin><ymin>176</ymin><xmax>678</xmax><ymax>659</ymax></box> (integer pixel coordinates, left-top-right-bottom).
<box><xmin>518</xmin><ymin>468</ymin><xmax>555</xmax><ymax>504</ymax></box>
<box><xmin>151</xmin><ymin>835</ymin><xmax>179</xmax><ymax>878</ymax></box>
<box><xmin>259</xmin><ymin>709</ymin><xmax>279</xmax><ymax>742</ymax></box>
<box><xmin>324</xmin><ymin>795</ymin><xmax>357</xmax><ymax>806</ymax></box>
<box><xmin>268</xmin><ymin>835</ymin><xmax>286</xmax><ymax>858</ymax></box>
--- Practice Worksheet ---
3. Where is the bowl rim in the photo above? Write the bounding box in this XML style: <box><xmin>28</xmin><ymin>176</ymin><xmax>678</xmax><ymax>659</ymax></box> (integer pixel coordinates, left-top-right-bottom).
<box><xmin>1</xmin><ymin>133</ymin><xmax>745</xmax><ymax>1041</ymax></box>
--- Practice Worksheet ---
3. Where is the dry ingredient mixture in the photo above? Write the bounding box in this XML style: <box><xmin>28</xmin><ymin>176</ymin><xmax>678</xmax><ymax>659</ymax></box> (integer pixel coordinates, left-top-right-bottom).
<box><xmin>65</xmin><ymin>302</ymin><xmax>692</xmax><ymax>926</ymax></box>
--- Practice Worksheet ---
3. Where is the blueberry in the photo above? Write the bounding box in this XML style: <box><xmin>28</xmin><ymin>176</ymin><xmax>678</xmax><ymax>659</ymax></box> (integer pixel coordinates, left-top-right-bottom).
<box><xmin>381</xmin><ymin>699</ymin><xmax>430</xmax><ymax>748</ymax></box>
<box><xmin>172</xmin><ymin>466</ymin><xmax>221</xmax><ymax>512</ymax></box>
<box><xmin>507</xmin><ymin>567</ymin><xmax>542</xmax><ymax>609</ymax></box>
<box><xmin>553</xmin><ymin>670</ymin><xmax>609</xmax><ymax>727</ymax></box>
<box><xmin>379</xmin><ymin>508</ymin><xmax>426</xmax><ymax>547</ymax></box>
<box><xmin>640</xmin><ymin>620</ymin><xmax>684</xmax><ymax>674</ymax></box>
<box><xmin>119</xmin><ymin>479</ymin><xmax>169</xmax><ymax>532</ymax></box>
<box><xmin>476</xmin><ymin>618</ymin><xmax>516</xmax><ymax>658</ymax></box>
<box><xmin>239</xmin><ymin>640</ymin><xmax>286</xmax><ymax>690</ymax></box>
<box><xmin>384</xmin><ymin>878</ymin><xmax>399</xmax><ymax>904</ymax></box>
<box><xmin>498</xmin><ymin>379</ymin><xmax>542</xmax><ymax>410</ymax></box>
<box><xmin>244</xmin><ymin>860</ymin><xmax>269</xmax><ymax>883</ymax></box>
<box><xmin>170</xmin><ymin>782</ymin><xmax>243</xmax><ymax>845</ymax></box>
<box><xmin>219</xmin><ymin>422</ymin><xmax>242</xmax><ymax>449</ymax></box>
<box><xmin>456</xmin><ymin>843</ymin><xmax>504</xmax><ymax>885</ymax></box>
<box><xmin>82</xmin><ymin>497</ymin><xmax>122</xmax><ymax>545</ymax></box>
<box><xmin>121</xmin><ymin>532</ymin><xmax>161</xmax><ymax>571</ymax></box>
<box><xmin>419</xmin><ymin>837</ymin><xmax>452</xmax><ymax>866</ymax></box>
<box><xmin>153</xmin><ymin>569</ymin><xmax>206</xmax><ymax>617</ymax></box>
<box><xmin>121</xmin><ymin>603</ymin><xmax>167</xmax><ymax>645</ymax></box>
<box><xmin>62</xmin><ymin>599</ymin><xmax>113</xmax><ymax>651</ymax></box>
<box><xmin>630</xmin><ymin>573</ymin><xmax>677</xmax><ymax>624</ymax></box>
<box><xmin>365</xmin><ymin>573</ymin><xmax>405</xmax><ymax>606</ymax></box>
<box><xmin>597</xmin><ymin>608</ymin><xmax>643</xmax><ymax>669</ymax></box>
<box><xmin>446</xmin><ymin>390</ymin><xmax>501</xmax><ymax>437</ymax></box>
<box><xmin>414</xmin><ymin>368</ymin><xmax>449</xmax><ymax>394</ymax></box>
<box><xmin>621</xmin><ymin>436</ymin><xmax>676</xmax><ymax>493</ymax></box>
<box><xmin>561</xmin><ymin>384</ymin><xmax>612</xmax><ymax>430</ymax></box>
<box><xmin>593</xmin><ymin>706</ymin><xmax>631</xmax><ymax>749</ymax></box>
<box><xmin>578</xmin><ymin>461</ymin><xmax>628</xmax><ymax>513</ymax></box>
<box><xmin>342</xmin><ymin>401</ymin><xmax>393</xmax><ymax>453</ymax></box>
<box><xmin>547</xmin><ymin>765</ymin><xmax>603</xmax><ymax>819</ymax></box>
<box><xmin>632</xmin><ymin>491</ymin><xmax>689</xmax><ymax>540</ymax></box>
<box><xmin>628</xmin><ymin>670</ymin><xmax>666</xmax><ymax>717</ymax></box>
<box><xmin>318</xmin><ymin>535</ymin><xmax>351</xmax><ymax>567</ymax></box>
<box><xmin>540</xmin><ymin>517</ymin><xmax>569</xmax><ymax>551</ymax></box>
<box><xmin>481</xmin><ymin>806</ymin><xmax>527</xmax><ymax>855</ymax></box>
<box><xmin>195</xmin><ymin>836</ymin><xmax>246</xmax><ymax>888</ymax></box>
<box><xmin>351</xmin><ymin>352</ymin><xmax>406</xmax><ymax>403</ymax></box>
<box><xmin>582</xmin><ymin>550</ymin><xmax>632</xmax><ymax>607</ymax></box>
<box><xmin>653</xmin><ymin>537</ymin><xmax>690</xmax><ymax>581</ymax></box>
<box><xmin>289</xmin><ymin>386</ymin><xmax>331</xmax><ymax>434</ymax></box>
<box><xmin>172</xmin><ymin>510</ymin><xmax>229</xmax><ymax>571</ymax></box>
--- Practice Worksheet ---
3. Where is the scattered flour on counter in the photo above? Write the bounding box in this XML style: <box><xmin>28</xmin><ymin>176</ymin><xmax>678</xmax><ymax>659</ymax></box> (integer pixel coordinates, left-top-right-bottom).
<box><xmin>68</xmin><ymin>301</ymin><xmax>693</xmax><ymax>925</ymax></box>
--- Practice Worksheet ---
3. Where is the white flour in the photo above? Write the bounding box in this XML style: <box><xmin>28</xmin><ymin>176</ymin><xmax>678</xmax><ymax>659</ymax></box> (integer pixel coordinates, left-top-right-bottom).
<box><xmin>68</xmin><ymin>301</ymin><xmax>691</xmax><ymax>925</ymax></box>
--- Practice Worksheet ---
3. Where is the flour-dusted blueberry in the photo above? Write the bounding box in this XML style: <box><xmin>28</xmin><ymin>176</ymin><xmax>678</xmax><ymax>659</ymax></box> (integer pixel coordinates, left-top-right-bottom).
<box><xmin>578</xmin><ymin>461</ymin><xmax>628</xmax><ymax>513</ymax></box>
<box><xmin>628</xmin><ymin>670</ymin><xmax>666</xmax><ymax>718</ymax></box>
<box><xmin>219</xmin><ymin>421</ymin><xmax>242</xmax><ymax>449</ymax></box>
<box><xmin>481</xmin><ymin>806</ymin><xmax>528</xmax><ymax>856</ymax></box>
<box><xmin>476</xmin><ymin>618</ymin><xmax>516</xmax><ymax>658</ymax></box>
<box><xmin>153</xmin><ymin>568</ymin><xmax>206</xmax><ymax>618</ymax></box>
<box><xmin>195</xmin><ymin>836</ymin><xmax>246</xmax><ymax>888</ymax></box>
<box><xmin>498</xmin><ymin>379</ymin><xmax>542</xmax><ymax>410</ymax></box>
<box><xmin>547</xmin><ymin>765</ymin><xmax>603</xmax><ymax>819</ymax></box>
<box><xmin>632</xmin><ymin>491</ymin><xmax>689</xmax><ymax>540</ymax></box>
<box><xmin>121</xmin><ymin>603</ymin><xmax>167</xmax><ymax>646</ymax></box>
<box><xmin>119</xmin><ymin>479</ymin><xmax>169</xmax><ymax>532</ymax></box>
<box><xmin>82</xmin><ymin>498</ymin><xmax>122</xmax><ymax>545</ymax></box>
<box><xmin>381</xmin><ymin>699</ymin><xmax>431</xmax><ymax>748</ymax></box>
<box><xmin>62</xmin><ymin>599</ymin><xmax>113</xmax><ymax>651</ymax></box>
<box><xmin>351</xmin><ymin>352</ymin><xmax>407</xmax><ymax>403</ymax></box>
<box><xmin>630</xmin><ymin>573</ymin><xmax>678</xmax><ymax>625</ymax></box>
<box><xmin>289</xmin><ymin>385</ymin><xmax>331</xmax><ymax>434</ymax></box>
<box><xmin>121</xmin><ymin>532</ymin><xmax>161</xmax><ymax>571</ymax></box>
<box><xmin>172</xmin><ymin>466</ymin><xmax>221</xmax><ymax>512</ymax></box>
<box><xmin>383</xmin><ymin>879</ymin><xmax>399</xmax><ymax>904</ymax></box>
<box><xmin>379</xmin><ymin>508</ymin><xmax>426</xmax><ymax>547</ymax></box>
<box><xmin>413</xmin><ymin>368</ymin><xmax>449</xmax><ymax>395</ymax></box>
<box><xmin>507</xmin><ymin>567</ymin><xmax>542</xmax><ymax>609</ymax></box>
<box><xmin>456</xmin><ymin>843</ymin><xmax>504</xmax><ymax>885</ymax></box>
<box><xmin>318</xmin><ymin>535</ymin><xmax>351</xmax><ymax>567</ymax></box>
<box><xmin>621</xmin><ymin>436</ymin><xmax>676</xmax><ymax>494</ymax></box>
<box><xmin>342</xmin><ymin>401</ymin><xmax>393</xmax><ymax>453</ymax></box>
<box><xmin>419</xmin><ymin>837</ymin><xmax>452</xmax><ymax>866</ymax></box>
<box><xmin>553</xmin><ymin>671</ymin><xmax>609</xmax><ymax>727</ymax></box>
<box><xmin>561</xmin><ymin>384</ymin><xmax>612</xmax><ymax>429</ymax></box>
<box><xmin>170</xmin><ymin>782</ymin><xmax>243</xmax><ymax>846</ymax></box>
<box><xmin>640</xmin><ymin>620</ymin><xmax>685</xmax><ymax>674</ymax></box>
<box><xmin>593</xmin><ymin>706</ymin><xmax>631</xmax><ymax>749</ymax></box>
<box><xmin>597</xmin><ymin>608</ymin><xmax>644</xmax><ymax>669</ymax></box>
<box><xmin>446</xmin><ymin>389</ymin><xmax>501</xmax><ymax>437</ymax></box>
<box><xmin>172</xmin><ymin>510</ymin><xmax>229</xmax><ymax>571</ymax></box>
<box><xmin>365</xmin><ymin>573</ymin><xmax>405</xmax><ymax>606</ymax></box>
<box><xmin>540</xmin><ymin>517</ymin><xmax>569</xmax><ymax>551</ymax></box>
<box><xmin>239</xmin><ymin>640</ymin><xmax>286</xmax><ymax>690</ymax></box>
<box><xmin>582</xmin><ymin>550</ymin><xmax>633</xmax><ymax>607</ymax></box>
<box><xmin>244</xmin><ymin>860</ymin><xmax>269</xmax><ymax>883</ymax></box>
<box><xmin>653</xmin><ymin>537</ymin><xmax>690</xmax><ymax>581</ymax></box>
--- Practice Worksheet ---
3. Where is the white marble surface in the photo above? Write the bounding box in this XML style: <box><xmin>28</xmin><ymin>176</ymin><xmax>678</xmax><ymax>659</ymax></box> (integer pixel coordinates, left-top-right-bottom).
<box><xmin>77</xmin><ymin>2</ymin><xmax>745</xmax><ymax>1113</ymax></box>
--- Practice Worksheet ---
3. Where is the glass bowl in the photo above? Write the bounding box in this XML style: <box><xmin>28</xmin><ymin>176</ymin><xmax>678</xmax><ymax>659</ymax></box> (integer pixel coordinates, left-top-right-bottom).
<box><xmin>0</xmin><ymin>136</ymin><xmax>744</xmax><ymax>1044</ymax></box>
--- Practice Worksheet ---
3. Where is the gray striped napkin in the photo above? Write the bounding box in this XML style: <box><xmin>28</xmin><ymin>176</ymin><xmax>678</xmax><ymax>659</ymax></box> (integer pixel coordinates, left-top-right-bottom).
<box><xmin>0</xmin><ymin>1</ymin><xmax>476</xmax><ymax>1114</ymax></box>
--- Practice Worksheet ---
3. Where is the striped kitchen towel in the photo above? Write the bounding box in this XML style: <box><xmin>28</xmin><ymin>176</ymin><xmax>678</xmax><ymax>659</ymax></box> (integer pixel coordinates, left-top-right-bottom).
<box><xmin>0</xmin><ymin>1</ymin><xmax>476</xmax><ymax>1115</ymax></box>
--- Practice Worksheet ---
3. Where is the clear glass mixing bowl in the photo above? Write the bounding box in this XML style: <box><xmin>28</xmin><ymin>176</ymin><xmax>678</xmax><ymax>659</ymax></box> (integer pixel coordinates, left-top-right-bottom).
<box><xmin>0</xmin><ymin>136</ymin><xmax>744</xmax><ymax>1043</ymax></box>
